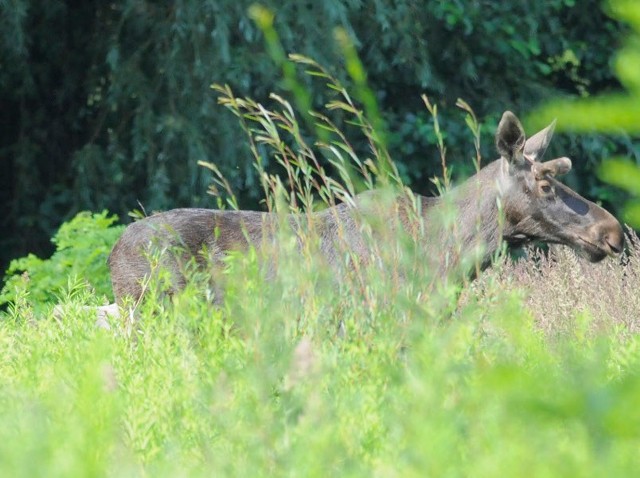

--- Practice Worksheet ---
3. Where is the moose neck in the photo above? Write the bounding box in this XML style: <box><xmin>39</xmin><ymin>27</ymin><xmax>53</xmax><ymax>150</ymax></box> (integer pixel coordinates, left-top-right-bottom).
<box><xmin>418</xmin><ymin>159</ymin><xmax>506</xmax><ymax>270</ymax></box>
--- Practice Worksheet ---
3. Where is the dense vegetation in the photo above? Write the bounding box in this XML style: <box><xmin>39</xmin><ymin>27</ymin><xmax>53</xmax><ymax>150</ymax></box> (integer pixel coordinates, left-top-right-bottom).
<box><xmin>2</xmin><ymin>229</ymin><xmax>640</xmax><ymax>476</ymax></box>
<box><xmin>530</xmin><ymin>0</ymin><xmax>640</xmax><ymax>227</ymax></box>
<box><xmin>3</xmin><ymin>85</ymin><xmax>640</xmax><ymax>472</ymax></box>
<box><xmin>2</xmin><ymin>0</ymin><xmax>640</xmax><ymax>475</ymax></box>
<box><xmin>2</xmin><ymin>82</ymin><xmax>640</xmax><ymax>472</ymax></box>
<box><xmin>1</xmin><ymin>0</ymin><xmax>635</xmax><ymax>274</ymax></box>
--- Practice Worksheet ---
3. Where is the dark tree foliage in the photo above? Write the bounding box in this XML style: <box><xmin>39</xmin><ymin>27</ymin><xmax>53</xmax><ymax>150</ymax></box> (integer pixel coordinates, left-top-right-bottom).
<box><xmin>0</xmin><ymin>0</ymin><xmax>630</xmax><ymax>275</ymax></box>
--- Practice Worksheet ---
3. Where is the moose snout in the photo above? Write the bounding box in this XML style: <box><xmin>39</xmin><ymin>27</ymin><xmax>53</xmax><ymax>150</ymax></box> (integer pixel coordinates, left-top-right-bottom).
<box><xmin>590</xmin><ymin>217</ymin><xmax>624</xmax><ymax>256</ymax></box>
<box><xmin>604</xmin><ymin>227</ymin><xmax>624</xmax><ymax>254</ymax></box>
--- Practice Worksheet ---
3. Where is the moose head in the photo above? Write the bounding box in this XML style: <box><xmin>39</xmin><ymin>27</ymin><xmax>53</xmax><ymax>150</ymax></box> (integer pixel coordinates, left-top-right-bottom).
<box><xmin>495</xmin><ymin>111</ymin><xmax>624</xmax><ymax>262</ymax></box>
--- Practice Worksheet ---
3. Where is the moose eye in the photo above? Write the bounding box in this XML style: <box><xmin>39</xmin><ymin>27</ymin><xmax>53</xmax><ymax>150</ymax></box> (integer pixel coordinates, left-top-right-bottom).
<box><xmin>539</xmin><ymin>182</ymin><xmax>553</xmax><ymax>195</ymax></box>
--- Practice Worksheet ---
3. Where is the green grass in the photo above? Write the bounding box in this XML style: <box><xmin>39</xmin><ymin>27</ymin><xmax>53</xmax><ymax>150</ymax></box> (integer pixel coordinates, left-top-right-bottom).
<box><xmin>2</xmin><ymin>52</ymin><xmax>640</xmax><ymax>477</ymax></box>
<box><xmin>2</xmin><ymin>252</ymin><xmax>640</xmax><ymax>477</ymax></box>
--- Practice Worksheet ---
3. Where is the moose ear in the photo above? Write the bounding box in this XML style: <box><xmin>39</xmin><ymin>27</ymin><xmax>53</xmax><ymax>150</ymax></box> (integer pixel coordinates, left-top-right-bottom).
<box><xmin>496</xmin><ymin>111</ymin><xmax>526</xmax><ymax>164</ymax></box>
<box><xmin>524</xmin><ymin>119</ymin><xmax>556</xmax><ymax>162</ymax></box>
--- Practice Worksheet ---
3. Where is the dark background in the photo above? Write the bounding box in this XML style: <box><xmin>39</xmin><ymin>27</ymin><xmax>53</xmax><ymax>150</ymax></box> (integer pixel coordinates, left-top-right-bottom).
<box><xmin>1</xmin><ymin>0</ymin><xmax>638</xmax><ymax>277</ymax></box>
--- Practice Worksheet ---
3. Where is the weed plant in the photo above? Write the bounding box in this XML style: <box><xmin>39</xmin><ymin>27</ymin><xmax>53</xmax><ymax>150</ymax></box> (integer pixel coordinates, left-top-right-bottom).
<box><xmin>1</xmin><ymin>55</ymin><xmax>640</xmax><ymax>477</ymax></box>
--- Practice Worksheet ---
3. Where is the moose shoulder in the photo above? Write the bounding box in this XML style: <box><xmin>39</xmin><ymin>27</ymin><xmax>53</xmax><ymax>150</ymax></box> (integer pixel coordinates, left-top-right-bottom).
<box><xmin>108</xmin><ymin>111</ymin><xmax>624</xmax><ymax>304</ymax></box>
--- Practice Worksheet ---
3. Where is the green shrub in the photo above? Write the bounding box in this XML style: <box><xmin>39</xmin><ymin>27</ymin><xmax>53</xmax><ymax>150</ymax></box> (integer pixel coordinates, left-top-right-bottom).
<box><xmin>2</xmin><ymin>0</ymin><xmax>625</xmax><ymax>277</ymax></box>
<box><xmin>0</xmin><ymin>9</ymin><xmax>638</xmax><ymax>476</ymax></box>
<box><xmin>2</xmin><ymin>236</ymin><xmax>640</xmax><ymax>476</ymax></box>
<box><xmin>0</xmin><ymin>211</ymin><xmax>124</xmax><ymax>312</ymax></box>
<box><xmin>530</xmin><ymin>0</ymin><xmax>640</xmax><ymax>227</ymax></box>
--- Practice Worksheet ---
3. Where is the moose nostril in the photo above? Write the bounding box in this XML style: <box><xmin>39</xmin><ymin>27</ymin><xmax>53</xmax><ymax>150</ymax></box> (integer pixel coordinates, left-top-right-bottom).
<box><xmin>605</xmin><ymin>230</ymin><xmax>624</xmax><ymax>254</ymax></box>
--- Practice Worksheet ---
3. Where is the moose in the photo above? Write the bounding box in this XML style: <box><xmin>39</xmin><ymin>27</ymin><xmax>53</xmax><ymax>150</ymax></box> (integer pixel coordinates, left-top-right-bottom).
<box><xmin>108</xmin><ymin>111</ymin><xmax>624</xmax><ymax>306</ymax></box>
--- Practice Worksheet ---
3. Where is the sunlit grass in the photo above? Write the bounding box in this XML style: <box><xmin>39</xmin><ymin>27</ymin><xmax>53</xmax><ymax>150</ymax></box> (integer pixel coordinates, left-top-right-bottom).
<box><xmin>2</xmin><ymin>44</ymin><xmax>640</xmax><ymax>477</ymax></box>
<box><xmin>2</xmin><ymin>244</ymin><xmax>640</xmax><ymax>477</ymax></box>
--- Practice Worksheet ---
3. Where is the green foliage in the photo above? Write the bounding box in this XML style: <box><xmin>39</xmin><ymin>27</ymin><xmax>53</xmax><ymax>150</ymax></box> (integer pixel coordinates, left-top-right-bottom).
<box><xmin>1</xmin><ymin>240</ymin><xmax>640</xmax><ymax>475</ymax></box>
<box><xmin>1</xmin><ymin>0</ymin><xmax>627</xmax><ymax>274</ymax></box>
<box><xmin>1</xmin><ymin>23</ymin><xmax>640</xmax><ymax>474</ymax></box>
<box><xmin>0</xmin><ymin>211</ymin><xmax>124</xmax><ymax>311</ymax></box>
<box><xmin>530</xmin><ymin>0</ymin><xmax>640</xmax><ymax>227</ymax></box>
<box><xmin>600</xmin><ymin>158</ymin><xmax>640</xmax><ymax>225</ymax></box>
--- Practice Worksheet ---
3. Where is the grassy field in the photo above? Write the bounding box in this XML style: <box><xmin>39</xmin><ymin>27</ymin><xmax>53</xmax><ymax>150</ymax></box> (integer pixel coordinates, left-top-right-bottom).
<box><xmin>2</xmin><ymin>56</ymin><xmax>640</xmax><ymax>477</ymax></box>
<box><xmin>2</xmin><ymin>231</ymin><xmax>640</xmax><ymax>477</ymax></box>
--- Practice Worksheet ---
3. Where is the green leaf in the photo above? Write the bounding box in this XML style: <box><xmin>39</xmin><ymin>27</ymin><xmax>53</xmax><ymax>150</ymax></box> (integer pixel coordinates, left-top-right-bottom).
<box><xmin>599</xmin><ymin>158</ymin><xmax>640</xmax><ymax>195</ymax></box>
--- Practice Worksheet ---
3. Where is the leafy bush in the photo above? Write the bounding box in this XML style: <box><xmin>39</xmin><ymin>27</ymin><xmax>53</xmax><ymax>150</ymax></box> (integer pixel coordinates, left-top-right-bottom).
<box><xmin>0</xmin><ymin>211</ymin><xmax>124</xmax><ymax>312</ymax></box>
<box><xmin>1</xmin><ymin>226</ymin><xmax>640</xmax><ymax>476</ymax></box>
<box><xmin>530</xmin><ymin>0</ymin><xmax>640</xmax><ymax>226</ymax></box>
<box><xmin>1</xmin><ymin>0</ymin><xmax>627</xmax><ymax>276</ymax></box>
<box><xmin>0</xmin><ymin>10</ymin><xmax>638</xmax><ymax>476</ymax></box>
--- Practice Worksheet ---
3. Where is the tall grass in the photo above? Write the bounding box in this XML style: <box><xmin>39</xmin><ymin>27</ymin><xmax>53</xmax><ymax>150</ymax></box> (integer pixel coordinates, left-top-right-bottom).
<box><xmin>1</xmin><ymin>54</ymin><xmax>640</xmax><ymax>477</ymax></box>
